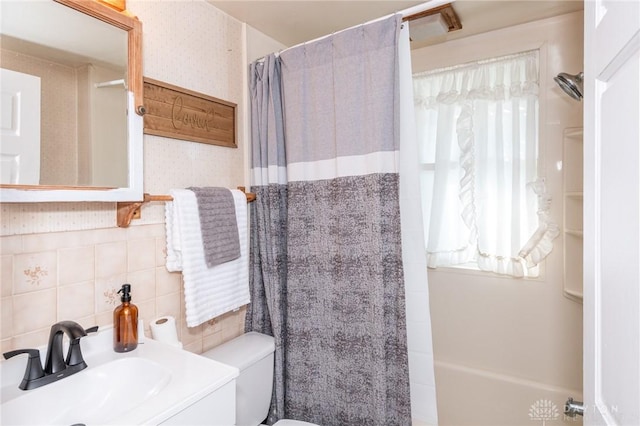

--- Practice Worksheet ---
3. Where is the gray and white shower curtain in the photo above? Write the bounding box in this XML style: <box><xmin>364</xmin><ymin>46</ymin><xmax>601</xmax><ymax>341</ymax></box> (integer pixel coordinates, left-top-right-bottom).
<box><xmin>246</xmin><ymin>15</ymin><xmax>412</xmax><ymax>425</ymax></box>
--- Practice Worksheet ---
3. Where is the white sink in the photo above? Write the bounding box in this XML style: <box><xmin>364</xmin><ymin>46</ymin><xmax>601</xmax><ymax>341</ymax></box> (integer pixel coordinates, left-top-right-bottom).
<box><xmin>0</xmin><ymin>325</ymin><xmax>238</xmax><ymax>425</ymax></box>
<box><xmin>2</xmin><ymin>358</ymin><xmax>171</xmax><ymax>425</ymax></box>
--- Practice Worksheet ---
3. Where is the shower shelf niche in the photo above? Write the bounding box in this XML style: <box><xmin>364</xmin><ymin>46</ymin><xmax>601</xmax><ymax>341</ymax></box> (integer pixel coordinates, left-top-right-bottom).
<box><xmin>562</xmin><ymin>127</ymin><xmax>583</xmax><ymax>302</ymax></box>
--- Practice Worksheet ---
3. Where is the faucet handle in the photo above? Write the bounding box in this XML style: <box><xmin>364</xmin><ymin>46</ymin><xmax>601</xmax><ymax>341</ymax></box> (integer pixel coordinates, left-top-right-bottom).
<box><xmin>3</xmin><ymin>349</ymin><xmax>45</xmax><ymax>390</ymax></box>
<box><xmin>85</xmin><ymin>325</ymin><xmax>99</xmax><ymax>334</ymax></box>
<box><xmin>65</xmin><ymin>325</ymin><xmax>98</xmax><ymax>368</ymax></box>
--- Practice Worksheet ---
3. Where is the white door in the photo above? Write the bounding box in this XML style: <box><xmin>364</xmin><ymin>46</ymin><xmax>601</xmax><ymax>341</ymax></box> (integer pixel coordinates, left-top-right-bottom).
<box><xmin>0</xmin><ymin>68</ymin><xmax>41</xmax><ymax>185</ymax></box>
<box><xmin>583</xmin><ymin>0</ymin><xmax>640</xmax><ymax>425</ymax></box>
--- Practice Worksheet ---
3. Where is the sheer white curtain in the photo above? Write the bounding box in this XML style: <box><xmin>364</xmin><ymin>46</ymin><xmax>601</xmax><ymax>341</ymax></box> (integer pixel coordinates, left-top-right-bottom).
<box><xmin>414</xmin><ymin>50</ymin><xmax>559</xmax><ymax>277</ymax></box>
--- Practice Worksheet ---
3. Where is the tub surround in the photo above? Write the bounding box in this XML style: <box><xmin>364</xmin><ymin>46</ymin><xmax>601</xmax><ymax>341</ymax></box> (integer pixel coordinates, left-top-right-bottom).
<box><xmin>411</xmin><ymin>11</ymin><xmax>584</xmax><ymax>425</ymax></box>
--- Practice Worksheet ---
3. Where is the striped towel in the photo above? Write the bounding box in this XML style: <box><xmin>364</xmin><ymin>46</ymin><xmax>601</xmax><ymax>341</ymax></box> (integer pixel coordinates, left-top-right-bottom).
<box><xmin>165</xmin><ymin>189</ymin><xmax>250</xmax><ymax>327</ymax></box>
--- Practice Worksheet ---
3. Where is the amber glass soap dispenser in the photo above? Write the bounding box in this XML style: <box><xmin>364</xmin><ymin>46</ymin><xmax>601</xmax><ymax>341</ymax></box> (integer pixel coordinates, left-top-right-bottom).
<box><xmin>113</xmin><ymin>283</ymin><xmax>138</xmax><ymax>352</ymax></box>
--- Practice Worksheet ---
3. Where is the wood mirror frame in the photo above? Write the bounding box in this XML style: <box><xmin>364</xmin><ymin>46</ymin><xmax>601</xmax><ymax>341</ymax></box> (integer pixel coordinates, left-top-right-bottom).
<box><xmin>0</xmin><ymin>0</ymin><xmax>144</xmax><ymax>202</ymax></box>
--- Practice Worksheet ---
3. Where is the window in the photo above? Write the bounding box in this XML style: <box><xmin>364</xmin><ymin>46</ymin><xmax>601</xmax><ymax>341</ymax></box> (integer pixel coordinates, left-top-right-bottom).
<box><xmin>413</xmin><ymin>50</ymin><xmax>558</xmax><ymax>278</ymax></box>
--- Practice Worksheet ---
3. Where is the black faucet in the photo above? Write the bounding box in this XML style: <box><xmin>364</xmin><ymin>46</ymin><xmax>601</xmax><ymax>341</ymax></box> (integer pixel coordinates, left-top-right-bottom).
<box><xmin>3</xmin><ymin>321</ymin><xmax>98</xmax><ymax>390</ymax></box>
<box><xmin>44</xmin><ymin>321</ymin><xmax>91</xmax><ymax>374</ymax></box>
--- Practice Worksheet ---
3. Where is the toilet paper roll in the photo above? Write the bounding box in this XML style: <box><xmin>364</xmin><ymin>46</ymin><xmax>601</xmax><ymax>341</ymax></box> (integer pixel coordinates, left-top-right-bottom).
<box><xmin>150</xmin><ymin>316</ymin><xmax>182</xmax><ymax>348</ymax></box>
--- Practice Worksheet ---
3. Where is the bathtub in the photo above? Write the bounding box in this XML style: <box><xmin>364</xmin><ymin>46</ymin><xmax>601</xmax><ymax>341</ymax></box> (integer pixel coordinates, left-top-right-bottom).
<box><xmin>434</xmin><ymin>360</ymin><xmax>583</xmax><ymax>426</ymax></box>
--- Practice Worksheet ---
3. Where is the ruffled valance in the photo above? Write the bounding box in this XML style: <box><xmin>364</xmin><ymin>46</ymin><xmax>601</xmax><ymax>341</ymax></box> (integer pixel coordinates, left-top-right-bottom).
<box><xmin>414</xmin><ymin>50</ymin><xmax>539</xmax><ymax>109</ymax></box>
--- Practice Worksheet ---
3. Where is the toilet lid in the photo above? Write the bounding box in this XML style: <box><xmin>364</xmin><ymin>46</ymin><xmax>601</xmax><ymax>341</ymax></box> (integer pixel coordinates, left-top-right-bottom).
<box><xmin>273</xmin><ymin>420</ymin><xmax>318</xmax><ymax>426</ymax></box>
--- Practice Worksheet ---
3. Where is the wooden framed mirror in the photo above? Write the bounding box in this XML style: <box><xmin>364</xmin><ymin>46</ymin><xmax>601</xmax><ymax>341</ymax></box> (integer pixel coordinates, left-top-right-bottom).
<box><xmin>0</xmin><ymin>0</ymin><xmax>144</xmax><ymax>202</ymax></box>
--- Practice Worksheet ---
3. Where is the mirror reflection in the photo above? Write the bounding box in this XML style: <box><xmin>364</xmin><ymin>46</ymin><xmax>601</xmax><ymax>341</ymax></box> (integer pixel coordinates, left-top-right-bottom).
<box><xmin>0</xmin><ymin>0</ymin><xmax>129</xmax><ymax>187</ymax></box>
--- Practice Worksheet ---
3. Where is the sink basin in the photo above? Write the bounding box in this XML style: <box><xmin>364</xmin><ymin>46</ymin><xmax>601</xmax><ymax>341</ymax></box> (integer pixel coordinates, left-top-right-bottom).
<box><xmin>1</xmin><ymin>325</ymin><xmax>238</xmax><ymax>426</ymax></box>
<box><xmin>1</xmin><ymin>358</ymin><xmax>171</xmax><ymax>425</ymax></box>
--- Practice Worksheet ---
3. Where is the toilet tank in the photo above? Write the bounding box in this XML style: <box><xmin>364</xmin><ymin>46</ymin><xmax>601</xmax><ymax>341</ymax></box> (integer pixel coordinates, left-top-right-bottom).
<box><xmin>203</xmin><ymin>332</ymin><xmax>275</xmax><ymax>426</ymax></box>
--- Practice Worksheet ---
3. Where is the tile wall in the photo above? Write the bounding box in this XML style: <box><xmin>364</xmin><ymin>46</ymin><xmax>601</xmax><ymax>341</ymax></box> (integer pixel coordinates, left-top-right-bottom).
<box><xmin>0</xmin><ymin>223</ymin><xmax>245</xmax><ymax>354</ymax></box>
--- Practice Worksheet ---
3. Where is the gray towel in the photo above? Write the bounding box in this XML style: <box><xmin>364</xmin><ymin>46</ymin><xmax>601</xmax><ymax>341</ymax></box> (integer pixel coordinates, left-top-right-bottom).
<box><xmin>188</xmin><ymin>187</ymin><xmax>241</xmax><ymax>267</ymax></box>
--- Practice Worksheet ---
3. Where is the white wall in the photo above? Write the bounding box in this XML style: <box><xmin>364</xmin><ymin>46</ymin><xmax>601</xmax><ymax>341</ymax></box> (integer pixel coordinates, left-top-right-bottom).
<box><xmin>411</xmin><ymin>12</ymin><xmax>584</xmax><ymax>425</ymax></box>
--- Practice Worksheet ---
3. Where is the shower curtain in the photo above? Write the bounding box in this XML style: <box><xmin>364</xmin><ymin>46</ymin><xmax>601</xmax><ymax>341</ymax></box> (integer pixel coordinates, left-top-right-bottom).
<box><xmin>246</xmin><ymin>15</ymin><xmax>412</xmax><ymax>425</ymax></box>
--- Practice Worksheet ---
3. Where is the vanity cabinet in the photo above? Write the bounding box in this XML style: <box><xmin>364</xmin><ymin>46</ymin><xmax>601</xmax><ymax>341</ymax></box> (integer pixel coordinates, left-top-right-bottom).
<box><xmin>160</xmin><ymin>380</ymin><xmax>236</xmax><ymax>425</ymax></box>
<box><xmin>563</xmin><ymin>127</ymin><xmax>583</xmax><ymax>301</ymax></box>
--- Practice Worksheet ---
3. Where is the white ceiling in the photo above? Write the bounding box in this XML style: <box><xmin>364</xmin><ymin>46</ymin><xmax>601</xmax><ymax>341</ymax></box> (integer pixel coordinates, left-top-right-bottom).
<box><xmin>209</xmin><ymin>0</ymin><xmax>584</xmax><ymax>49</ymax></box>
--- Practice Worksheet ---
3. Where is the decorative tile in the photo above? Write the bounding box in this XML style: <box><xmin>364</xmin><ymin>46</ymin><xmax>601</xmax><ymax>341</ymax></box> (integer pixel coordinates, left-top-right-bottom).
<box><xmin>13</xmin><ymin>251</ymin><xmax>57</xmax><ymax>294</ymax></box>
<box><xmin>95</xmin><ymin>273</ymin><xmax>127</xmax><ymax>313</ymax></box>
<box><xmin>58</xmin><ymin>246</ymin><xmax>95</xmax><ymax>285</ymax></box>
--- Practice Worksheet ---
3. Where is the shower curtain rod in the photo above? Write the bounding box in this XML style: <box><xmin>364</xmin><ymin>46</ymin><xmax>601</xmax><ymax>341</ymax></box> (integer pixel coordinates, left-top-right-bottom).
<box><xmin>254</xmin><ymin>0</ymin><xmax>456</xmax><ymax>63</ymax></box>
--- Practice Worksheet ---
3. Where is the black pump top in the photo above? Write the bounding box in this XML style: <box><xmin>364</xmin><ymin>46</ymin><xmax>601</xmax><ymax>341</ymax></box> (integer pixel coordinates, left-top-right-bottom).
<box><xmin>118</xmin><ymin>284</ymin><xmax>132</xmax><ymax>303</ymax></box>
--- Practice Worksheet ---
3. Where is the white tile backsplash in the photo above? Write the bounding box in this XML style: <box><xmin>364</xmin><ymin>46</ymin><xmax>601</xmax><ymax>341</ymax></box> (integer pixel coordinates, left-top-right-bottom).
<box><xmin>1</xmin><ymin>297</ymin><xmax>13</xmax><ymax>339</ymax></box>
<box><xmin>58</xmin><ymin>246</ymin><xmax>95</xmax><ymax>285</ymax></box>
<box><xmin>156</xmin><ymin>267</ymin><xmax>181</xmax><ymax>296</ymax></box>
<box><xmin>127</xmin><ymin>238</ymin><xmax>157</xmax><ymax>272</ymax></box>
<box><xmin>1</xmin><ymin>255</ymin><xmax>13</xmax><ymax>297</ymax></box>
<box><xmin>0</xmin><ymin>225</ymin><xmax>245</xmax><ymax>353</ymax></box>
<box><xmin>58</xmin><ymin>281</ymin><xmax>95</xmax><ymax>320</ymax></box>
<box><xmin>13</xmin><ymin>288</ymin><xmax>57</xmax><ymax>335</ymax></box>
<box><xmin>95</xmin><ymin>241</ymin><xmax>127</xmax><ymax>279</ymax></box>
<box><xmin>127</xmin><ymin>269</ymin><xmax>156</xmax><ymax>302</ymax></box>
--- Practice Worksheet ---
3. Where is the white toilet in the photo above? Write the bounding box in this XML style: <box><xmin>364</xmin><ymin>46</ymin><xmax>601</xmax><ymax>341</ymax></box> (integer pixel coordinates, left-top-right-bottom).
<box><xmin>203</xmin><ymin>332</ymin><xmax>318</xmax><ymax>426</ymax></box>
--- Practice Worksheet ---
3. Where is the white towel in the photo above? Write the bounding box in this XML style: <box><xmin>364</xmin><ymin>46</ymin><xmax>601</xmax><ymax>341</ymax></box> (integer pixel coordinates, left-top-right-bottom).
<box><xmin>165</xmin><ymin>189</ymin><xmax>250</xmax><ymax>327</ymax></box>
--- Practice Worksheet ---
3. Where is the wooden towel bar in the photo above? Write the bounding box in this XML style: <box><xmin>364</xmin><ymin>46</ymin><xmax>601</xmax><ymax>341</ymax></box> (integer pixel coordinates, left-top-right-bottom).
<box><xmin>116</xmin><ymin>186</ymin><xmax>256</xmax><ymax>228</ymax></box>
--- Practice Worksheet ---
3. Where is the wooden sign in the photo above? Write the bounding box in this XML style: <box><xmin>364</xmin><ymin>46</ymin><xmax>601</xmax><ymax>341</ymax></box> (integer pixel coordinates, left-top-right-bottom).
<box><xmin>142</xmin><ymin>77</ymin><xmax>236</xmax><ymax>148</ymax></box>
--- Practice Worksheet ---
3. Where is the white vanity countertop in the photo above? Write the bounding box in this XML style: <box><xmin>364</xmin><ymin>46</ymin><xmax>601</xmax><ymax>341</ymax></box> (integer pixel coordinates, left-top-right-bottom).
<box><xmin>0</xmin><ymin>325</ymin><xmax>239</xmax><ymax>425</ymax></box>
<box><xmin>109</xmin><ymin>338</ymin><xmax>238</xmax><ymax>425</ymax></box>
